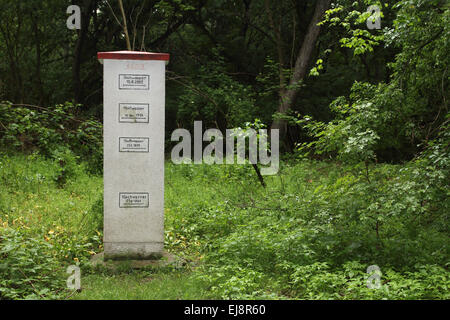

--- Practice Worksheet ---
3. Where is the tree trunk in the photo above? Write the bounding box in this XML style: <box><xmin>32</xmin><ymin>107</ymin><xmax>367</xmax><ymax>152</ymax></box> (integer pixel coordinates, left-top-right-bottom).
<box><xmin>118</xmin><ymin>0</ymin><xmax>132</xmax><ymax>50</ymax></box>
<box><xmin>271</xmin><ymin>0</ymin><xmax>330</xmax><ymax>141</ymax></box>
<box><xmin>31</xmin><ymin>14</ymin><xmax>44</xmax><ymax>105</ymax></box>
<box><xmin>73</xmin><ymin>0</ymin><xmax>96</xmax><ymax>105</ymax></box>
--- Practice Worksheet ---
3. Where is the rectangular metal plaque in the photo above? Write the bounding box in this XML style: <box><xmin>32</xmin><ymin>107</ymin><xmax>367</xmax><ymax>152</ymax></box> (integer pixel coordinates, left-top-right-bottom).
<box><xmin>119</xmin><ymin>192</ymin><xmax>149</xmax><ymax>208</ymax></box>
<box><xmin>119</xmin><ymin>103</ymin><xmax>149</xmax><ymax>123</ymax></box>
<box><xmin>119</xmin><ymin>137</ymin><xmax>149</xmax><ymax>153</ymax></box>
<box><xmin>119</xmin><ymin>74</ymin><xmax>149</xmax><ymax>90</ymax></box>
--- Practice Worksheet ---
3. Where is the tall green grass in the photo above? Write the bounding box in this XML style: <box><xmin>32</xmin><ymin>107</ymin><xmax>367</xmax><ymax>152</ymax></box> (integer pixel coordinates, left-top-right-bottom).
<box><xmin>0</xmin><ymin>152</ymin><xmax>448</xmax><ymax>299</ymax></box>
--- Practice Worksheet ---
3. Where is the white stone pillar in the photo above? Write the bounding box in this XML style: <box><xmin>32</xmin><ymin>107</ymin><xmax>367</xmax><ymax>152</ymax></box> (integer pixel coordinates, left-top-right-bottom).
<box><xmin>97</xmin><ymin>51</ymin><xmax>169</xmax><ymax>259</ymax></box>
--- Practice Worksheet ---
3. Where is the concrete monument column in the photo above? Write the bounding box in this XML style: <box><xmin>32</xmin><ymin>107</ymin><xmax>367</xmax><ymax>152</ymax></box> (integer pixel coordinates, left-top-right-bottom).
<box><xmin>97</xmin><ymin>51</ymin><xmax>169</xmax><ymax>259</ymax></box>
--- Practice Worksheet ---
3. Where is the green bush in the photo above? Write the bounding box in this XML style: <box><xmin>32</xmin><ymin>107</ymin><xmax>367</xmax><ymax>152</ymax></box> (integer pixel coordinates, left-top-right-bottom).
<box><xmin>176</xmin><ymin>49</ymin><xmax>258</xmax><ymax>129</ymax></box>
<box><xmin>51</xmin><ymin>147</ymin><xmax>81</xmax><ymax>188</ymax></box>
<box><xmin>0</xmin><ymin>101</ymin><xmax>103</xmax><ymax>174</ymax></box>
<box><xmin>0</xmin><ymin>228</ymin><xmax>66</xmax><ymax>299</ymax></box>
<box><xmin>165</xmin><ymin>158</ymin><xmax>448</xmax><ymax>299</ymax></box>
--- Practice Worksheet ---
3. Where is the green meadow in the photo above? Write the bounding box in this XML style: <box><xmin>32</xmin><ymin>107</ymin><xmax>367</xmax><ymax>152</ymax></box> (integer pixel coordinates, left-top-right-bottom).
<box><xmin>1</xmin><ymin>153</ymin><xmax>448</xmax><ymax>299</ymax></box>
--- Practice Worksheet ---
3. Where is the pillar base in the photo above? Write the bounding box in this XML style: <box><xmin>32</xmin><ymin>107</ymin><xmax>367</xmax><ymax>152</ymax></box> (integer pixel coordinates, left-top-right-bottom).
<box><xmin>90</xmin><ymin>251</ymin><xmax>184</xmax><ymax>270</ymax></box>
<box><xmin>104</xmin><ymin>242</ymin><xmax>163</xmax><ymax>260</ymax></box>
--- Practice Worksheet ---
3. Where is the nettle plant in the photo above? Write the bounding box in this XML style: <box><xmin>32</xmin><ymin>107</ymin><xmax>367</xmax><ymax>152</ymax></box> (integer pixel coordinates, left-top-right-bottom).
<box><xmin>294</xmin><ymin>95</ymin><xmax>382</xmax><ymax>166</ymax></box>
<box><xmin>0</xmin><ymin>228</ymin><xmax>66</xmax><ymax>299</ymax></box>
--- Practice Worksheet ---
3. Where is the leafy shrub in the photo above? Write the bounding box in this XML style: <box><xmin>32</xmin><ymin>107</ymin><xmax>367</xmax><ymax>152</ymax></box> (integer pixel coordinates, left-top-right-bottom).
<box><xmin>48</xmin><ymin>230</ymin><xmax>101</xmax><ymax>264</ymax></box>
<box><xmin>167</xmin><ymin>159</ymin><xmax>448</xmax><ymax>299</ymax></box>
<box><xmin>0</xmin><ymin>228</ymin><xmax>66</xmax><ymax>299</ymax></box>
<box><xmin>196</xmin><ymin>264</ymin><xmax>277</xmax><ymax>299</ymax></box>
<box><xmin>51</xmin><ymin>147</ymin><xmax>81</xmax><ymax>188</ymax></box>
<box><xmin>0</xmin><ymin>101</ymin><xmax>103</xmax><ymax>174</ymax></box>
<box><xmin>176</xmin><ymin>49</ymin><xmax>258</xmax><ymax>129</ymax></box>
<box><xmin>298</xmin><ymin>0</ymin><xmax>448</xmax><ymax>163</ymax></box>
<box><xmin>283</xmin><ymin>261</ymin><xmax>449</xmax><ymax>300</ymax></box>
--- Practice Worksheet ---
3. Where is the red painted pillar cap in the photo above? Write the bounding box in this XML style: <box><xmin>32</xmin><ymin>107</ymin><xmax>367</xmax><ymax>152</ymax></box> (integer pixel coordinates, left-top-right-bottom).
<box><xmin>97</xmin><ymin>50</ymin><xmax>170</xmax><ymax>61</ymax></box>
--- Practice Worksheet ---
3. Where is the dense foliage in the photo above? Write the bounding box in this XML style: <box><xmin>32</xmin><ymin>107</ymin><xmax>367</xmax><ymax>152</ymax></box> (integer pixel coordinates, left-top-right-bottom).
<box><xmin>0</xmin><ymin>0</ymin><xmax>448</xmax><ymax>300</ymax></box>
<box><xmin>0</xmin><ymin>154</ymin><xmax>448</xmax><ymax>299</ymax></box>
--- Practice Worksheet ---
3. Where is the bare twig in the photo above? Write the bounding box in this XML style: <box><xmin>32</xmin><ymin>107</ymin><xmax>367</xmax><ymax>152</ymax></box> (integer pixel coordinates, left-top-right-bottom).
<box><xmin>140</xmin><ymin>25</ymin><xmax>146</xmax><ymax>51</ymax></box>
<box><xmin>0</xmin><ymin>120</ymin><xmax>7</xmax><ymax>130</ymax></box>
<box><xmin>17</xmin><ymin>269</ymin><xmax>45</xmax><ymax>299</ymax></box>
<box><xmin>118</xmin><ymin>0</ymin><xmax>132</xmax><ymax>50</ymax></box>
<box><xmin>105</xmin><ymin>0</ymin><xmax>123</xmax><ymax>28</ymax></box>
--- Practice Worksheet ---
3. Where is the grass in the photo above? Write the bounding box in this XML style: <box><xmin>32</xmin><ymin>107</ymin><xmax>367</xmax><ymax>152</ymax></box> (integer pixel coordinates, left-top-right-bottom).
<box><xmin>0</xmin><ymin>152</ymin><xmax>102</xmax><ymax>232</ymax></box>
<box><xmin>73</xmin><ymin>270</ymin><xmax>210</xmax><ymax>300</ymax></box>
<box><xmin>0</xmin><ymin>151</ymin><xmax>448</xmax><ymax>299</ymax></box>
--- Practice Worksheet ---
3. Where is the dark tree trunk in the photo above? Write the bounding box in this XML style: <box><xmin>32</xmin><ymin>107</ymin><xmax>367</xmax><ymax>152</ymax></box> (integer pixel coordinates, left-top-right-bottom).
<box><xmin>72</xmin><ymin>0</ymin><xmax>96</xmax><ymax>105</ymax></box>
<box><xmin>271</xmin><ymin>0</ymin><xmax>331</xmax><ymax>142</ymax></box>
<box><xmin>31</xmin><ymin>14</ymin><xmax>44</xmax><ymax>105</ymax></box>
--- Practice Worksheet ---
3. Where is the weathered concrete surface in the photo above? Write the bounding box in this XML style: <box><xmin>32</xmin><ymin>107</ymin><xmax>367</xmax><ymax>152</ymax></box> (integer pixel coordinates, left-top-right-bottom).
<box><xmin>91</xmin><ymin>251</ymin><xmax>185</xmax><ymax>269</ymax></box>
<box><xmin>99</xmin><ymin>52</ymin><xmax>167</xmax><ymax>259</ymax></box>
